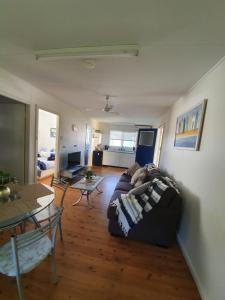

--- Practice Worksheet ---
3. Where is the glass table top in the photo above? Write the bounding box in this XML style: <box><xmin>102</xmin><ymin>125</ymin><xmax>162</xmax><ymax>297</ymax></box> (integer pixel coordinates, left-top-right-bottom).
<box><xmin>71</xmin><ymin>176</ymin><xmax>104</xmax><ymax>192</ymax></box>
<box><xmin>0</xmin><ymin>184</ymin><xmax>54</xmax><ymax>231</ymax></box>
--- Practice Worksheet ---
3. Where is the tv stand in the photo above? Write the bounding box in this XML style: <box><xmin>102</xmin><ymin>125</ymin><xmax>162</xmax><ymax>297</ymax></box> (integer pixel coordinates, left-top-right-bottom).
<box><xmin>61</xmin><ymin>165</ymin><xmax>85</xmax><ymax>179</ymax></box>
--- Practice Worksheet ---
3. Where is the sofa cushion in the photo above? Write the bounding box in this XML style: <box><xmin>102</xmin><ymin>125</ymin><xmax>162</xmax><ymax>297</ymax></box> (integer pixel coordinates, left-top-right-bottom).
<box><xmin>134</xmin><ymin>170</ymin><xmax>147</xmax><ymax>187</ymax></box>
<box><xmin>125</xmin><ymin>162</ymin><xmax>140</xmax><ymax>176</ymax></box>
<box><xmin>131</xmin><ymin>167</ymin><xmax>146</xmax><ymax>185</ymax></box>
<box><xmin>115</xmin><ymin>181</ymin><xmax>133</xmax><ymax>192</ymax></box>
<box><xmin>119</xmin><ymin>173</ymin><xmax>132</xmax><ymax>183</ymax></box>
<box><xmin>144</xmin><ymin>168</ymin><xmax>162</xmax><ymax>182</ymax></box>
<box><xmin>128</xmin><ymin>181</ymin><xmax>151</xmax><ymax>196</ymax></box>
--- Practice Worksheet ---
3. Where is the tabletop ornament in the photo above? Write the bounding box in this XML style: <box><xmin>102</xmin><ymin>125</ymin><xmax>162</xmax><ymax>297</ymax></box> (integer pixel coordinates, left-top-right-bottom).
<box><xmin>0</xmin><ymin>171</ymin><xmax>18</xmax><ymax>202</ymax></box>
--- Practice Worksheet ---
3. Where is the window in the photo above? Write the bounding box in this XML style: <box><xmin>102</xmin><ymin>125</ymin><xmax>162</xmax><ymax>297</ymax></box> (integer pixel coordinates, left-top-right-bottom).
<box><xmin>138</xmin><ymin>131</ymin><xmax>154</xmax><ymax>146</ymax></box>
<box><xmin>109</xmin><ymin>130</ymin><xmax>137</xmax><ymax>149</ymax></box>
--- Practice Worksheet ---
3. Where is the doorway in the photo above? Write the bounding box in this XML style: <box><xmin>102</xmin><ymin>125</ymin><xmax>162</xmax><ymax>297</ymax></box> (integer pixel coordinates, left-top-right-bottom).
<box><xmin>84</xmin><ymin>124</ymin><xmax>91</xmax><ymax>165</ymax></box>
<box><xmin>36</xmin><ymin>108</ymin><xmax>59</xmax><ymax>180</ymax></box>
<box><xmin>153</xmin><ymin>125</ymin><xmax>164</xmax><ymax>167</ymax></box>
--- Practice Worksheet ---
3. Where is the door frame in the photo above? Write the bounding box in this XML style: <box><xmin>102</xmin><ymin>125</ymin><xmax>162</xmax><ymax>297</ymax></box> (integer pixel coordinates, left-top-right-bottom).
<box><xmin>153</xmin><ymin>124</ymin><xmax>165</xmax><ymax>167</ymax></box>
<box><xmin>24</xmin><ymin>104</ymin><xmax>30</xmax><ymax>184</ymax></box>
<box><xmin>34</xmin><ymin>105</ymin><xmax>60</xmax><ymax>181</ymax></box>
<box><xmin>84</xmin><ymin>123</ymin><xmax>91</xmax><ymax>166</ymax></box>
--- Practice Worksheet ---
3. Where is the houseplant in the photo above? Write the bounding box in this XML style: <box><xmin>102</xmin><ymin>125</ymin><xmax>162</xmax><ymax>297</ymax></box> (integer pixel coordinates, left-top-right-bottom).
<box><xmin>0</xmin><ymin>171</ymin><xmax>13</xmax><ymax>200</ymax></box>
<box><xmin>85</xmin><ymin>170</ymin><xmax>94</xmax><ymax>182</ymax></box>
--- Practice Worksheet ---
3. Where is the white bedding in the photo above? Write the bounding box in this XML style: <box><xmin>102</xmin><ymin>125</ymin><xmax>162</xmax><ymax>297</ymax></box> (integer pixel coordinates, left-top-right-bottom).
<box><xmin>38</xmin><ymin>157</ymin><xmax>55</xmax><ymax>170</ymax></box>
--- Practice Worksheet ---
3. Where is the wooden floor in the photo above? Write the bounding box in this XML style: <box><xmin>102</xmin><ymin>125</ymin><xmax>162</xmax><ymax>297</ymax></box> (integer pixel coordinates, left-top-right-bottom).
<box><xmin>0</xmin><ymin>166</ymin><xmax>200</xmax><ymax>300</ymax></box>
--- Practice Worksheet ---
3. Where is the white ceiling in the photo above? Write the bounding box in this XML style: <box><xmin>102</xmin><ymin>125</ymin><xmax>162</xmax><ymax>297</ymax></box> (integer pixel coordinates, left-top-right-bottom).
<box><xmin>1</xmin><ymin>0</ymin><xmax>225</xmax><ymax>124</ymax></box>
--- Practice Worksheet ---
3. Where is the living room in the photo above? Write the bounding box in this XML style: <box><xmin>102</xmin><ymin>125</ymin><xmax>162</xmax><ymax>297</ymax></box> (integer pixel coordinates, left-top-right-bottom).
<box><xmin>0</xmin><ymin>1</ymin><xmax>225</xmax><ymax>300</ymax></box>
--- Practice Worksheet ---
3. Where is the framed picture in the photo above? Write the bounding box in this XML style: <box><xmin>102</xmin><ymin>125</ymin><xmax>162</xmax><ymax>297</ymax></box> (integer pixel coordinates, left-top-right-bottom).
<box><xmin>174</xmin><ymin>99</ymin><xmax>207</xmax><ymax>150</ymax></box>
<box><xmin>50</xmin><ymin>128</ymin><xmax>56</xmax><ymax>138</ymax></box>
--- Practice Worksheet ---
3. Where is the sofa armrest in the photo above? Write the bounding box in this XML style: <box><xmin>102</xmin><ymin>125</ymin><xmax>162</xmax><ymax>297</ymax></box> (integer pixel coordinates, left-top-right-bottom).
<box><xmin>107</xmin><ymin>203</ymin><xmax>118</xmax><ymax>219</ymax></box>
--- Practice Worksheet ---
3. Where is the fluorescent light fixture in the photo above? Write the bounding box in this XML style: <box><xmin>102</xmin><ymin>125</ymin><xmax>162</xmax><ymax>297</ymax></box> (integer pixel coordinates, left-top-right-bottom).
<box><xmin>35</xmin><ymin>45</ymin><xmax>139</xmax><ymax>61</ymax></box>
<box><xmin>135</xmin><ymin>124</ymin><xmax>152</xmax><ymax>128</ymax></box>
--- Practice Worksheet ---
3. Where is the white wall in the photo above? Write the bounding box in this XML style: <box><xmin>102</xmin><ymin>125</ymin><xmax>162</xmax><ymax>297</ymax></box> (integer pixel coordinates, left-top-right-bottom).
<box><xmin>159</xmin><ymin>59</ymin><xmax>225</xmax><ymax>300</ymax></box>
<box><xmin>0</xmin><ymin>67</ymin><xmax>89</xmax><ymax>182</ymax></box>
<box><xmin>38</xmin><ymin>109</ymin><xmax>57</xmax><ymax>152</ymax></box>
<box><xmin>98</xmin><ymin>122</ymin><xmax>138</xmax><ymax>146</ymax></box>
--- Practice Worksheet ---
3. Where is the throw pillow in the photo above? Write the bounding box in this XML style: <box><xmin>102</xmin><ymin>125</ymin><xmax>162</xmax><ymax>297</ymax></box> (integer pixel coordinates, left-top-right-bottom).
<box><xmin>145</xmin><ymin>163</ymin><xmax>156</xmax><ymax>171</ymax></box>
<box><xmin>131</xmin><ymin>167</ymin><xmax>146</xmax><ymax>185</ymax></box>
<box><xmin>125</xmin><ymin>162</ymin><xmax>140</xmax><ymax>176</ymax></box>
<box><xmin>144</xmin><ymin>167</ymin><xmax>161</xmax><ymax>182</ymax></box>
<box><xmin>134</xmin><ymin>170</ymin><xmax>148</xmax><ymax>187</ymax></box>
<box><xmin>128</xmin><ymin>181</ymin><xmax>151</xmax><ymax>196</ymax></box>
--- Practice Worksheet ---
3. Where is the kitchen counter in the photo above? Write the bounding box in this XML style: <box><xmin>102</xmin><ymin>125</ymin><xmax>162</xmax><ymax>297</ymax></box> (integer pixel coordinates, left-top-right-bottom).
<box><xmin>104</xmin><ymin>150</ymin><xmax>135</xmax><ymax>154</ymax></box>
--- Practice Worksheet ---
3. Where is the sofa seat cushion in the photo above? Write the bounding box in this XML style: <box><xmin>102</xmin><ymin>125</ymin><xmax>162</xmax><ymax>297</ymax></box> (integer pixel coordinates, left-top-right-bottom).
<box><xmin>115</xmin><ymin>181</ymin><xmax>133</xmax><ymax>192</ymax></box>
<box><xmin>119</xmin><ymin>173</ymin><xmax>132</xmax><ymax>183</ymax></box>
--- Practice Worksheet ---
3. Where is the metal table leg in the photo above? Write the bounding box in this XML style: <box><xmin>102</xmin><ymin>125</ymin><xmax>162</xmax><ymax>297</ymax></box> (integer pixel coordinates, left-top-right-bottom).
<box><xmin>96</xmin><ymin>186</ymin><xmax>103</xmax><ymax>194</ymax></box>
<box><xmin>86</xmin><ymin>191</ymin><xmax>92</xmax><ymax>208</ymax></box>
<box><xmin>72</xmin><ymin>182</ymin><xmax>103</xmax><ymax>208</ymax></box>
<box><xmin>72</xmin><ymin>190</ymin><xmax>85</xmax><ymax>206</ymax></box>
<box><xmin>73</xmin><ymin>190</ymin><xmax>93</xmax><ymax>208</ymax></box>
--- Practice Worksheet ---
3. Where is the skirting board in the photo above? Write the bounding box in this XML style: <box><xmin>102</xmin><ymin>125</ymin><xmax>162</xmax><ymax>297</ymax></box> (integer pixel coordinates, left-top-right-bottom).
<box><xmin>177</xmin><ymin>234</ymin><xmax>206</xmax><ymax>300</ymax></box>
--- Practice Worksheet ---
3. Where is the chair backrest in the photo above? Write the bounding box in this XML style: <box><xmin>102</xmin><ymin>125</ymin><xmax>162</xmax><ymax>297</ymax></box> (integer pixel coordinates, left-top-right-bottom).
<box><xmin>12</xmin><ymin>207</ymin><xmax>63</xmax><ymax>251</ymax></box>
<box><xmin>50</xmin><ymin>177</ymin><xmax>69</xmax><ymax>207</ymax></box>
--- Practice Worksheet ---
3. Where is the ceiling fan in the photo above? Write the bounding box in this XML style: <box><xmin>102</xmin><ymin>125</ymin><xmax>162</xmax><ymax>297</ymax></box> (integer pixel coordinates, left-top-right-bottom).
<box><xmin>85</xmin><ymin>95</ymin><xmax>119</xmax><ymax>115</ymax></box>
<box><xmin>102</xmin><ymin>95</ymin><xmax>119</xmax><ymax>114</ymax></box>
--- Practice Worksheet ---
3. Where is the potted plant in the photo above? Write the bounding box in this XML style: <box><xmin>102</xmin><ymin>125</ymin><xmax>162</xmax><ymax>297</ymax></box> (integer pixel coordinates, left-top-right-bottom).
<box><xmin>85</xmin><ymin>170</ymin><xmax>94</xmax><ymax>183</ymax></box>
<box><xmin>0</xmin><ymin>171</ymin><xmax>13</xmax><ymax>200</ymax></box>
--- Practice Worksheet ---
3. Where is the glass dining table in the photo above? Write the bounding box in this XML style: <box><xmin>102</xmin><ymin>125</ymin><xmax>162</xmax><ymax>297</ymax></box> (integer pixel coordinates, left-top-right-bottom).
<box><xmin>0</xmin><ymin>183</ymin><xmax>55</xmax><ymax>231</ymax></box>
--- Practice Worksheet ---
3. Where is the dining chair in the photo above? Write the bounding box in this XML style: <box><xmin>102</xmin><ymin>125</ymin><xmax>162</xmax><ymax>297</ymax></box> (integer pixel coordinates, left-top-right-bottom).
<box><xmin>0</xmin><ymin>208</ymin><xmax>62</xmax><ymax>300</ymax></box>
<box><xmin>33</xmin><ymin>177</ymin><xmax>69</xmax><ymax>241</ymax></box>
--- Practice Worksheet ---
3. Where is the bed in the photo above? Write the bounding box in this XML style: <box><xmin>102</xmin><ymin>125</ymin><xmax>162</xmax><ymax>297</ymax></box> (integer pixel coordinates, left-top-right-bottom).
<box><xmin>37</xmin><ymin>153</ymin><xmax>55</xmax><ymax>179</ymax></box>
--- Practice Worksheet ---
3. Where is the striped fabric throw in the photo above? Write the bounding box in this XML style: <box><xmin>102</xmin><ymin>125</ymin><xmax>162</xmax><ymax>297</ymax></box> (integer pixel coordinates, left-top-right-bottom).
<box><xmin>112</xmin><ymin>178</ymin><xmax>169</xmax><ymax>236</ymax></box>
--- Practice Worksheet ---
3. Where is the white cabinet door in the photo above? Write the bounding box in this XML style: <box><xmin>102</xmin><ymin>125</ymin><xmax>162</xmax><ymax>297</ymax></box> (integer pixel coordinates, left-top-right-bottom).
<box><xmin>103</xmin><ymin>151</ymin><xmax>114</xmax><ymax>165</ymax></box>
<box><xmin>127</xmin><ymin>154</ymin><xmax>136</xmax><ymax>167</ymax></box>
<box><xmin>114</xmin><ymin>152</ymin><xmax>121</xmax><ymax>167</ymax></box>
<box><xmin>119</xmin><ymin>154</ymin><xmax>129</xmax><ymax>168</ymax></box>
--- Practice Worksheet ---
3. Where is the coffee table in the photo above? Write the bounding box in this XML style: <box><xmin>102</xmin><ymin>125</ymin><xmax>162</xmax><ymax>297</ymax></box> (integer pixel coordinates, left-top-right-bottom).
<box><xmin>71</xmin><ymin>176</ymin><xmax>104</xmax><ymax>208</ymax></box>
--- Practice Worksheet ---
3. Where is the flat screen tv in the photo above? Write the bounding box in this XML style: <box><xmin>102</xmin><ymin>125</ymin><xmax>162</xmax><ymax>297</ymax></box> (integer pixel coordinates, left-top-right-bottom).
<box><xmin>68</xmin><ymin>151</ymin><xmax>81</xmax><ymax>167</ymax></box>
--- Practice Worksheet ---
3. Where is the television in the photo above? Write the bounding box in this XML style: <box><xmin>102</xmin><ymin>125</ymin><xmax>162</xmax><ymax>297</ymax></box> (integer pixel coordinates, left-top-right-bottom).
<box><xmin>68</xmin><ymin>151</ymin><xmax>81</xmax><ymax>167</ymax></box>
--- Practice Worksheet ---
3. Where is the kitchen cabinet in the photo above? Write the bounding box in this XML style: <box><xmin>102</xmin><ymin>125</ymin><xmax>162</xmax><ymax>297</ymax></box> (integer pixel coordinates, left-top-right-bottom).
<box><xmin>102</xmin><ymin>151</ymin><xmax>135</xmax><ymax>168</ymax></box>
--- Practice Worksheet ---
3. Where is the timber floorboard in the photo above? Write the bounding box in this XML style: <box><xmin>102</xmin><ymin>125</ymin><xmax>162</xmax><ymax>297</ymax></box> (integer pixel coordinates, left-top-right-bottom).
<box><xmin>0</xmin><ymin>166</ymin><xmax>201</xmax><ymax>300</ymax></box>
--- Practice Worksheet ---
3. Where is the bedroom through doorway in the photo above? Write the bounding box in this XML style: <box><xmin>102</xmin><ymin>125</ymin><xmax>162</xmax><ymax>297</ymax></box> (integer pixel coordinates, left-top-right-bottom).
<box><xmin>36</xmin><ymin>108</ymin><xmax>59</xmax><ymax>180</ymax></box>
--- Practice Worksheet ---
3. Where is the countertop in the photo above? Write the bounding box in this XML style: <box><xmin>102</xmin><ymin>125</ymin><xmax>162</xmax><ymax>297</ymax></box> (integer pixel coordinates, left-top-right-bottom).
<box><xmin>103</xmin><ymin>150</ymin><xmax>135</xmax><ymax>154</ymax></box>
